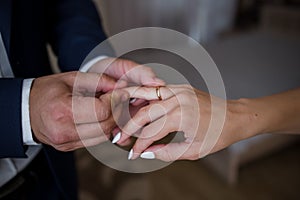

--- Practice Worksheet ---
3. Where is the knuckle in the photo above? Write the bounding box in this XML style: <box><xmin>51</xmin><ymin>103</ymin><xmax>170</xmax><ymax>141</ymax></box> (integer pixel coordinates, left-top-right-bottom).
<box><xmin>175</xmin><ymin>91</ymin><xmax>192</xmax><ymax>105</ymax></box>
<box><xmin>182</xmin><ymin>84</ymin><xmax>194</xmax><ymax>91</ymax></box>
<box><xmin>181</xmin><ymin>84</ymin><xmax>190</xmax><ymax>89</ymax></box>
<box><xmin>175</xmin><ymin>92</ymin><xmax>186</xmax><ymax>99</ymax></box>
<box><xmin>134</xmin><ymin>139</ymin><xmax>152</xmax><ymax>154</ymax></box>
<box><xmin>122</xmin><ymin>106</ymin><xmax>150</xmax><ymax>134</ymax></box>
<box><xmin>49</xmin><ymin>101</ymin><xmax>72</xmax><ymax>123</ymax></box>
<box><xmin>136</xmin><ymin>117</ymin><xmax>149</xmax><ymax>128</ymax></box>
<box><xmin>54</xmin><ymin>145</ymin><xmax>67</xmax><ymax>152</ymax></box>
<box><xmin>139</xmin><ymin>106</ymin><xmax>149</xmax><ymax>116</ymax></box>
<box><xmin>69</xmin><ymin>71</ymin><xmax>77</xmax><ymax>81</ymax></box>
<box><xmin>49</xmin><ymin>129</ymin><xmax>75</xmax><ymax>145</ymax></box>
<box><xmin>48</xmin><ymin>131</ymin><xmax>65</xmax><ymax>145</ymax></box>
<box><xmin>137</xmin><ymin>87</ymin><xmax>152</xmax><ymax>97</ymax></box>
<box><xmin>99</xmin><ymin>124</ymin><xmax>113</xmax><ymax>138</ymax></box>
<box><xmin>99</xmin><ymin>74</ymin><xmax>115</xmax><ymax>87</ymax></box>
<box><xmin>96</xmin><ymin>98</ymin><xmax>112</xmax><ymax>119</ymax></box>
<box><xmin>189</xmin><ymin>154</ymin><xmax>199</xmax><ymax>161</ymax></box>
<box><xmin>143</xmin><ymin>66</ymin><xmax>154</xmax><ymax>74</ymax></box>
<box><xmin>134</xmin><ymin>107</ymin><xmax>150</xmax><ymax>125</ymax></box>
<box><xmin>97</xmin><ymin>107</ymin><xmax>111</xmax><ymax>121</ymax></box>
<box><xmin>99</xmin><ymin>73</ymin><xmax>109</xmax><ymax>82</ymax></box>
<box><xmin>54</xmin><ymin>144</ymin><xmax>73</xmax><ymax>152</ymax></box>
<box><xmin>127</xmin><ymin>59</ymin><xmax>151</xmax><ymax>72</ymax></box>
<box><xmin>63</xmin><ymin>71</ymin><xmax>77</xmax><ymax>84</ymax></box>
<box><xmin>139</xmin><ymin>129</ymin><xmax>149</xmax><ymax>140</ymax></box>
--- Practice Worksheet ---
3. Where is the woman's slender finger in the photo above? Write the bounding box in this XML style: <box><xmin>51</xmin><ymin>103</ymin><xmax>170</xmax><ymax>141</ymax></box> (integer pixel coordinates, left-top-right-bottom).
<box><xmin>117</xmin><ymin>97</ymin><xmax>179</xmax><ymax>144</ymax></box>
<box><xmin>140</xmin><ymin>142</ymin><xmax>191</xmax><ymax>162</ymax></box>
<box><xmin>130</xmin><ymin>110</ymin><xmax>180</xmax><ymax>159</ymax></box>
<box><xmin>123</xmin><ymin>84</ymin><xmax>193</xmax><ymax>101</ymax></box>
<box><xmin>122</xmin><ymin>86</ymin><xmax>178</xmax><ymax>101</ymax></box>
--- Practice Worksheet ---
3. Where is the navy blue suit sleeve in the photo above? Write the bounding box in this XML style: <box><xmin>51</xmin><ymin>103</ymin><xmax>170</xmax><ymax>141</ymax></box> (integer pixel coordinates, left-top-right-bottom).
<box><xmin>0</xmin><ymin>79</ymin><xmax>26</xmax><ymax>158</ymax></box>
<box><xmin>46</xmin><ymin>0</ymin><xmax>111</xmax><ymax>71</ymax></box>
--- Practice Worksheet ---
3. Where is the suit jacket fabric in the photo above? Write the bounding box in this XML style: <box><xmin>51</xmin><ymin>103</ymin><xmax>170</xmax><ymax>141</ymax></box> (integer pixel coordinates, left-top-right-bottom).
<box><xmin>0</xmin><ymin>0</ymin><xmax>107</xmax><ymax>198</ymax></box>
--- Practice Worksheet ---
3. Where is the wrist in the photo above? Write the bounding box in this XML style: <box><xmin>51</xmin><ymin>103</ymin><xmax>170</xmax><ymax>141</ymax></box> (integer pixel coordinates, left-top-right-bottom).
<box><xmin>234</xmin><ymin>98</ymin><xmax>270</xmax><ymax>138</ymax></box>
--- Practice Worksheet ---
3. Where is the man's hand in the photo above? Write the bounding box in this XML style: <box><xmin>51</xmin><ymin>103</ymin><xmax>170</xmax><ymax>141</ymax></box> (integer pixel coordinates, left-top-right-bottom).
<box><xmin>88</xmin><ymin>57</ymin><xmax>165</xmax><ymax>87</ymax></box>
<box><xmin>88</xmin><ymin>57</ymin><xmax>166</xmax><ymax>140</ymax></box>
<box><xmin>29</xmin><ymin>71</ymin><xmax>127</xmax><ymax>151</ymax></box>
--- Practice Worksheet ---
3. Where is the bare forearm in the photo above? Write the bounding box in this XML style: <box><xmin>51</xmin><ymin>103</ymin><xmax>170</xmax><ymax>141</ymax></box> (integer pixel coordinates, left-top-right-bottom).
<box><xmin>241</xmin><ymin>88</ymin><xmax>300</xmax><ymax>137</ymax></box>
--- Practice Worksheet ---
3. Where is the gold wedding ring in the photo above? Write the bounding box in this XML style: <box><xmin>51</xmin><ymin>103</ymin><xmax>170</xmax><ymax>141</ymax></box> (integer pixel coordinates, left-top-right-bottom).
<box><xmin>155</xmin><ymin>86</ymin><xmax>162</xmax><ymax>100</ymax></box>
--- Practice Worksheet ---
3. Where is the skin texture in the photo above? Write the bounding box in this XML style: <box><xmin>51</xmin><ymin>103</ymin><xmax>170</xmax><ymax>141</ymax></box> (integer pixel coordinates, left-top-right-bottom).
<box><xmin>116</xmin><ymin>86</ymin><xmax>300</xmax><ymax>162</ymax></box>
<box><xmin>29</xmin><ymin>58</ymin><xmax>165</xmax><ymax>151</ymax></box>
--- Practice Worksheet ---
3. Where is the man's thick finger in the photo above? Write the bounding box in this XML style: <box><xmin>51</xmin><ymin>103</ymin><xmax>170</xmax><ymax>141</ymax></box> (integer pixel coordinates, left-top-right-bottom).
<box><xmin>121</xmin><ymin>65</ymin><xmax>165</xmax><ymax>86</ymax></box>
<box><xmin>73</xmin><ymin>96</ymin><xmax>111</xmax><ymax>123</ymax></box>
<box><xmin>73</xmin><ymin>90</ymin><xmax>127</xmax><ymax>124</ymax></box>
<box><xmin>99</xmin><ymin>58</ymin><xmax>165</xmax><ymax>86</ymax></box>
<box><xmin>74</xmin><ymin>72</ymin><xmax>117</xmax><ymax>94</ymax></box>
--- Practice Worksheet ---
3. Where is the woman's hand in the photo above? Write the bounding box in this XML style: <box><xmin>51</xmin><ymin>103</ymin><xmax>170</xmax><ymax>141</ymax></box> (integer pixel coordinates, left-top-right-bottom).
<box><xmin>114</xmin><ymin>85</ymin><xmax>258</xmax><ymax>162</ymax></box>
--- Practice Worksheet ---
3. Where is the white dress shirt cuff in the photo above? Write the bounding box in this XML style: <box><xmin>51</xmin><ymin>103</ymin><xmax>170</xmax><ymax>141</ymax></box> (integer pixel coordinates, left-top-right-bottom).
<box><xmin>21</xmin><ymin>55</ymin><xmax>108</xmax><ymax>145</ymax></box>
<box><xmin>22</xmin><ymin>78</ymin><xmax>39</xmax><ymax>145</ymax></box>
<box><xmin>79</xmin><ymin>55</ymin><xmax>108</xmax><ymax>72</ymax></box>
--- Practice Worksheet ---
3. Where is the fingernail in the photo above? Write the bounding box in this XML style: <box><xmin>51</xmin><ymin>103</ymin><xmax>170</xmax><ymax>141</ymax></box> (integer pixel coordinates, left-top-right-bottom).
<box><xmin>112</xmin><ymin>132</ymin><xmax>121</xmax><ymax>144</ymax></box>
<box><xmin>129</xmin><ymin>98</ymin><xmax>137</xmax><ymax>104</ymax></box>
<box><xmin>140</xmin><ymin>152</ymin><xmax>155</xmax><ymax>159</ymax></box>
<box><xmin>128</xmin><ymin>149</ymin><xmax>133</xmax><ymax>160</ymax></box>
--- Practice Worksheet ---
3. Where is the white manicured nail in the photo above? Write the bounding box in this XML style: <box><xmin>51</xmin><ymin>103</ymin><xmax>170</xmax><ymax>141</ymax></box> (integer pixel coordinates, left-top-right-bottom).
<box><xmin>140</xmin><ymin>152</ymin><xmax>155</xmax><ymax>159</ymax></box>
<box><xmin>129</xmin><ymin>98</ymin><xmax>137</xmax><ymax>104</ymax></box>
<box><xmin>112</xmin><ymin>132</ymin><xmax>121</xmax><ymax>144</ymax></box>
<box><xmin>128</xmin><ymin>149</ymin><xmax>133</xmax><ymax>160</ymax></box>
